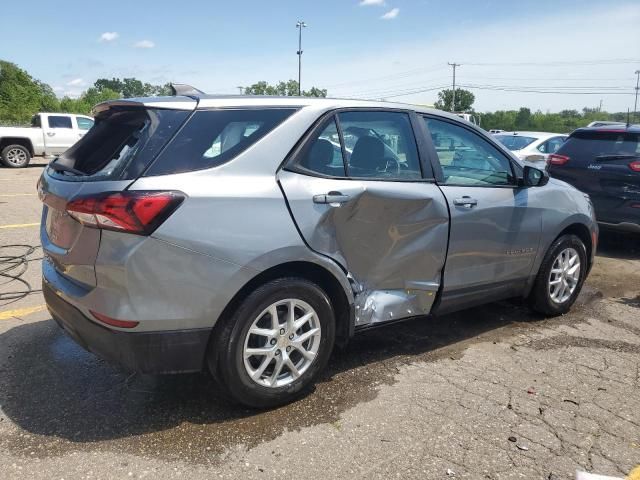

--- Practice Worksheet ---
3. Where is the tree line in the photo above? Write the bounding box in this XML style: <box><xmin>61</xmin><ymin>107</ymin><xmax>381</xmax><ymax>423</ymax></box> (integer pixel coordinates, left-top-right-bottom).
<box><xmin>0</xmin><ymin>59</ymin><xmax>630</xmax><ymax>132</ymax></box>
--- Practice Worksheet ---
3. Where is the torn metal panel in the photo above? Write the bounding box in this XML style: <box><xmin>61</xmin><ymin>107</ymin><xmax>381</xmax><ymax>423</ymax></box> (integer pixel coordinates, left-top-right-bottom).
<box><xmin>354</xmin><ymin>285</ymin><xmax>438</xmax><ymax>327</ymax></box>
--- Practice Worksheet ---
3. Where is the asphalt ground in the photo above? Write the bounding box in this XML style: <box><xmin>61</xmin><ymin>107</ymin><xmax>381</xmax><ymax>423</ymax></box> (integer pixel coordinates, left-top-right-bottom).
<box><xmin>0</xmin><ymin>158</ymin><xmax>639</xmax><ymax>479</ymax></box>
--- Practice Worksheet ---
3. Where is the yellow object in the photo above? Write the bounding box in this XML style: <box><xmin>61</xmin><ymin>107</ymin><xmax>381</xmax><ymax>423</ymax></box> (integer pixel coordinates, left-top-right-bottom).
<box><xmin>0</xmin><ymin>304</ymin><xmax>46</xmax><ymax>320</ymax></box>
<box><xmin>0</xmin><ymin>222</ymin><xmax>39</xmax><ymax>229</ymax></box>
<box><xmin>627</xmin><ymin>466</ymin><xmax>640</xmax><ymax>480</ymax></box>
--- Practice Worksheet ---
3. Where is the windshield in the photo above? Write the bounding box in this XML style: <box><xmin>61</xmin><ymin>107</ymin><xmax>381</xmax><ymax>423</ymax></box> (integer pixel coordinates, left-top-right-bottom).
<box><xmin>494</xmin><ymin>135</ymin><xmax>537</xmax><ymax>151</ymax></box>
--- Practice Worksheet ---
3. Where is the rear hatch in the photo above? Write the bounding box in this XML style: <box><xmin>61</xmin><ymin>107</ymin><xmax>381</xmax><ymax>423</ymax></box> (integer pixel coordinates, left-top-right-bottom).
<box><xmin>548</xmin><ymin>129</ymin><xmax>640</xmax><ymax>222</ymax></box>
<box><xmin>39</xmin><ymin>99</ymin><xmax>194</xmax><ymax>288</ymax></box>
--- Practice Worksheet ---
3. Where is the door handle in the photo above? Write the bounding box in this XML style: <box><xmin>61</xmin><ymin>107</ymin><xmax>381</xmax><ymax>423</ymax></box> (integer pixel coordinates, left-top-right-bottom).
<box><xmin>313</xmin><ymin>191</ymin><xmax>351</xmax><ymax>205</ymax></box>
<box><xmin>46</xmin><ymin>132</ymin><xmax>55</xmax><ymax>137</ymax></box>
<box><xmin>453</xmin><ymin>196</ymin><xmax>478</xmax><ymax>208</ymax></box>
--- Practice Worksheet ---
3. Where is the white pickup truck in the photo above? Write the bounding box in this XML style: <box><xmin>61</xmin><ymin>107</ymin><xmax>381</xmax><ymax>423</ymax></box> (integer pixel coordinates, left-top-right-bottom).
<box><xmin>0</xmin><ymin>113</ymin><xmax>94</xmax><ymax>168</ymax></box>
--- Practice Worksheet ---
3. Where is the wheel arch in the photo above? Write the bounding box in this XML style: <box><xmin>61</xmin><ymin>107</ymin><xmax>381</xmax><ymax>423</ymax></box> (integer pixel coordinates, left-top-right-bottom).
<box><xmin>556</xmin><ymin>222</ymin><xmax>593</xmax><ymax>267</ymax></box>
<box><xmin>0</xmin><ymin>137</ymin><xmax>34</xmax><ymax>156</ymax></box>
<box><xmin>525</xmin><ymin>219</ymin><xmax>595</xmax><ymax>297</ymax></box>
<box><xmin>210</xmin><ymin>261</ymin><xmax>354</xmax><ymax>357</ymax></box>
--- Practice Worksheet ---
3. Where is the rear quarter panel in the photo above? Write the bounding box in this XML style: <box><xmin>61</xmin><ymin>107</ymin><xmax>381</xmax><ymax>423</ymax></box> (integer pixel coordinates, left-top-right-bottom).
<box><xmin>124</xmin><ymin>105</ymin><xmax>354</xmax><ymax>331</ymax></box>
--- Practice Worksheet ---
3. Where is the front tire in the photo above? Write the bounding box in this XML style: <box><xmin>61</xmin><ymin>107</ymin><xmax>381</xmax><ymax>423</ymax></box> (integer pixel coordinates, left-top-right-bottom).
<box><xmin>208</xmin><ymin>277</ymin><xmax>336</xmax><ymax>408</ymax></box>
<box><xmin>528</xmin><ymin>234</ymin><xmax>588</xmax><ymax>316</ymax></box>
<box><xmin>1</xmin><ymin>144</ymin><xmax>31</xmax><ymax>168</ymax></box>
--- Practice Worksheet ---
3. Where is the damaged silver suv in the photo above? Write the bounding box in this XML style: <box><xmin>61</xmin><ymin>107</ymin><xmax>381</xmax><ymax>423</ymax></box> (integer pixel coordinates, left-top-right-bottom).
<box><xmin>39</xmin><ymin>91</ymin><xmax>597</xmax><ymax>407</ymax></box>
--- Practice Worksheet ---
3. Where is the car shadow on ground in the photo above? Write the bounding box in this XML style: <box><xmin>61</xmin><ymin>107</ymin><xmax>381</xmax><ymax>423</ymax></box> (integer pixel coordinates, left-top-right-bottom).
<box><xmin>596</xmin><ymin>230</ymin><xmax>640</xmax><ymax>260</ymax></box>
<box><xmin>0</xmin><ymin>291</ymin><xmax>598</xmax><ymax>460</ymax></box>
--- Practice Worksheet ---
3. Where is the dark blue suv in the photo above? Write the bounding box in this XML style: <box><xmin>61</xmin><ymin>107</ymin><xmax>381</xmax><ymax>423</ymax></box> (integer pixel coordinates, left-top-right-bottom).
<box><xmin>548</xmin><ymin>126</ymin><xmax>640</xmax><ymax>233</ymax></box>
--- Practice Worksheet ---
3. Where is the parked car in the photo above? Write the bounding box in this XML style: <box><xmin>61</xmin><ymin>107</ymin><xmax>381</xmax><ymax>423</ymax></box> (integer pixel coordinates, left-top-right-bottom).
<box><xmin>454</xmin><ymin>112</ymin><xmax>480</xmax><ymax>126</ymax></box>
<box><xmin>494</xmin><ymin>131</ymin><xmax>567</xmax><ymax>164</ymax></box>
<box><xmin>587</xmin><ymin>121</ymin><xmax>626</xmax><ymax>128</ymax></box>
<box><xmin>548</xmin><ymin>125</ymin><xmax>639</xmax><ymax>233</ymax></box>
<box><xmin>40</xmin><ymin>94</ymin><xmax>597</xmax><ymax>407</ymax></box>
<box><xmin>0</xmin><ymin>113</ymin><xmax>94</xmax><ymax>168</ymax></box>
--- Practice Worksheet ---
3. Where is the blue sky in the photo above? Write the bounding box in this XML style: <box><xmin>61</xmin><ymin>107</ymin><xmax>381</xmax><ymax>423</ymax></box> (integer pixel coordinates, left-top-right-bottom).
<box><xmin>1</xmin><ymin>0</ymin><xmax>639</xmax><ymax>112</ymax></box>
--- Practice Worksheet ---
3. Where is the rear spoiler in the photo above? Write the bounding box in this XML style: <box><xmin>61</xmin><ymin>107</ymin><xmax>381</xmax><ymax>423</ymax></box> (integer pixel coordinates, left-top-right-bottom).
<box><xmin>91</xmin><ymin>84</ymin><xmax>204</xmax><ymax>115</ymax></box>
<box><xmin>92</xmin><ymin>96</ymin><xmax>198</xmax><ymax>115</ymax></box>
<box><xmin>170</xmin><ymin>83</ymin><xmax>205</xmax><ymax>96</ymax></box>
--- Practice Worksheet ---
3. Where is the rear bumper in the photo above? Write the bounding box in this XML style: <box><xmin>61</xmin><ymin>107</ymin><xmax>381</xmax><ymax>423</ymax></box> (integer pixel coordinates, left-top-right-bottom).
<box><xmin>43</xmin><ymin>281</ymin><xmax>211</xmax><ymax>374</ymax></box>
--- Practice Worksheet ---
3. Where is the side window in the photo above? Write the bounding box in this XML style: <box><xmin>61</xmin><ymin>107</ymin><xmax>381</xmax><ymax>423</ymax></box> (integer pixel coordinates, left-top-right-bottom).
<box><xmin>545</xmin><ymin>136</ymin><xmax>566</xmax><ymax>154</ymax></box>
<box><xmin>424</xmin><ymin>117</ymin><xmax>514</xmax><ymax>186</ymax></box>
<box><xmin>298</xmin><ymin>118</ymin><xmax>346</xmax><ymax>177</ymax></box>
<box><xmin>337</xmin><ymin>111</ymin><xmax>422</xmax><ymax>180</ymax></box>
<box><xmin>537</xmin><ymin>140</ymin><xmax>548</xmax><ymax>154</ymax></box>
<box><xmin>47</xmin><ymin>116</ymin><xmax>73</xmax><ymax>129</ymax></box>
<box><xmin>76</xmin><ymin>117</ymin><xmax>94</xmax><ymax>130</ymax></box>
<box><xmin>146</xmin><ymin>108</ymin><xmax>296</xmax><ymax>176</ymax></box>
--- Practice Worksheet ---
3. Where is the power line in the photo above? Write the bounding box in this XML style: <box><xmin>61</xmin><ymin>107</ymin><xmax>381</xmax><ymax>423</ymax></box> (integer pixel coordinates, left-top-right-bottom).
<box><xmin>323</xmin><ymin>64</ymin><xmax>448</xmax><ymax>89</ymax></box>
<box><xmin>458</xmin><ymin>82</ymin><xmax>629</xmax><ymax>90</ymax></box>
<box><xmin>346</xmin><ymin>85</ymin><xmax>449</xmax><ymax>100</ymax></box>
<box><xmin>333</xmin><ymin>77</ymin><xmax>451</xmax><ymax>97</ymax></box>
<box><xmin>462</xmin><ymin>58</ymin><xmax>640</xmax><ymax>67</ymax></box>
<box><xmin>458</xmin><ymin>84</ymin><xmax>635</xmax><ymax>95</ymax></box>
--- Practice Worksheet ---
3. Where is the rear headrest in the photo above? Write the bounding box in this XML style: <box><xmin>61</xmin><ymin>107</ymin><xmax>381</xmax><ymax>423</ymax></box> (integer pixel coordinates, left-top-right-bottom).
<box><xmin>305</xmin><ymin>138</ymin><xmax>334</xmax><ymax>172</ymax></box>
<box><xmin>350</xmin><ymin>136</ymin><xmax>385</xmax><ymax>170</ymax></box>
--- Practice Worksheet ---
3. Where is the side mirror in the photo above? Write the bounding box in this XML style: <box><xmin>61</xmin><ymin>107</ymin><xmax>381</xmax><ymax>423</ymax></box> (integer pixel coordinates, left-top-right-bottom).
<box><xmin>522</xmin><ymin>165</ymin><xmax>549</xmax><ymax>187</ymax></box>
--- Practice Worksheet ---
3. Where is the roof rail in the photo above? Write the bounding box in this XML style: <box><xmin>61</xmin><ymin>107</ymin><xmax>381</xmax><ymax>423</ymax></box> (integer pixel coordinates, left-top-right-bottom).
<box><xmin>170</xmin><ymin>83</ymin><xmax>205</xmax><ymax>96</ymax></box>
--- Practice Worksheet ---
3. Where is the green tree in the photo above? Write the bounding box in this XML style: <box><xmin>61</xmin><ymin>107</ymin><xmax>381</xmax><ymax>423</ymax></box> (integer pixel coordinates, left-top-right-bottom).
<box><xmin>244</xmin><ymin>80</ymin><xmax>327</xmax><ymax>97</ymax></box>
<box><xmin>93</xmin><ymin>77</ymin><xmax>172</xmax><ymax>98</ymax></box>
<box><xmin>434</xmin><ymin>88</ymin><xmax>475</xmax><ymax>112</ymax></box>
<box><xmin>515</xmin><ymin>107</ymin><xmax>532</xmax><ymax>130</ymax></box>
<box><xmin>0</xmin><ymin>60</ymin><xmax>59</xmax><ymax>123</ymax></box>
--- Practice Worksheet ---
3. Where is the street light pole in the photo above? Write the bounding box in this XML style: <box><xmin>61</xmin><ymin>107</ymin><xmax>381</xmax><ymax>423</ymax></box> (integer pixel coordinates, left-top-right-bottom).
<box><xmin>634</xmin><ymin>70</ymin><xmax>640</xmax><ymax>122</ymax></box>
<box><xmin>296</xmin><ymin>20</ymin><xmax>307</xmax><ymax>96</ymax></box>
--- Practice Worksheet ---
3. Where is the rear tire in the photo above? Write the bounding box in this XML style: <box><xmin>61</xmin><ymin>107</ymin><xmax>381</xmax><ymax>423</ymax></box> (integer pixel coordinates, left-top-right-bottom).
<box><xmin>208</xmin><ymin>277</ymin><xmax>335</xmax><ymax>408</ymax></box>
<box><xmin>528</xmin><ymin>234</ymin><xmax>588</xmax><ymax>316</ymax></box>
<box><xmin>1</xmin><ymin>144</ymin><xmax>31</xmax><ymax>168</ymax></box>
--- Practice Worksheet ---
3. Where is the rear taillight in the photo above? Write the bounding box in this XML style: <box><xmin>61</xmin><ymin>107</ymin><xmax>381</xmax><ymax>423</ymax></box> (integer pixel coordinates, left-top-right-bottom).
<box><xmin>549</xmin><ymin>154</ymin><xmax>570</xmax><ymax>166</ymax></box>
<box><xmin>630</xmin><ymin>161</ymin><xmax>640</xmax><ymax>172</ymax></box>
<box><xmin>66</xmin><ymin>191</ymin><xmax>185</xmax><ymax>235</ymax></box>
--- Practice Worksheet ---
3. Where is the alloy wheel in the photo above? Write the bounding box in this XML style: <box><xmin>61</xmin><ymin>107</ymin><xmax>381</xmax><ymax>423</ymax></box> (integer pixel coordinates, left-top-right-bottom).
<box><xmin>243</xmin><ymin>299</ymin><xmax>321</xmax><ymax>388</ymax></box>
<box><xmin>6</xmin><ymin>148</ymin><xmax>28</xmax><ymax>166</ymax></box>
<box><xmin>548</xmin><ymin>247</ymin><xmax>581</xmax><ymax>304</ymax></box>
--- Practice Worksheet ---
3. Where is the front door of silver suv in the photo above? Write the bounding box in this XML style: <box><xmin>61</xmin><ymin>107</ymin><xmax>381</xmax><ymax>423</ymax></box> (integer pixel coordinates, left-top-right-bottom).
<box><xmin>419</xmin><ymin>115</ymin><xmax>542</xmax><ymax>313</ymax></box>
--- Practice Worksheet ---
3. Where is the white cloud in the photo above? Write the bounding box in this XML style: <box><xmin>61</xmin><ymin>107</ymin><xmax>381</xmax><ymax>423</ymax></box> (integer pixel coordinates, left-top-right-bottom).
<box><xmin>133</xmin><ymin>40</ymin><xmax>155</xmax><ymax>49</ymax></box>
<box><xmin>99</xmin><ymin>32</ymin><xmax>119</xmax><ymax>42</ymax></box>
<box><xmin>380</xmin><ymin>8</ymin><xmax>399</xmax><ymax>19</ymax></box>
<box><xmin>313</xmin><ymin>3</ymin><xmax>639</xmax><ymax>112</ymax></box>
<box><xmin>359</xmin><ymin>0</ymin><xmax>385</xmax><ymax>6</ymax></box>
<box><xmin>66</xmin><ymin>78</ymin><xmax>84</xmax><ymax>86</ymax></box>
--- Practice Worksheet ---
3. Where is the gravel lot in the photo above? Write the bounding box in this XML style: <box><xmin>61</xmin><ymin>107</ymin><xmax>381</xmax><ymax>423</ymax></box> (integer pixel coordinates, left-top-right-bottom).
<box><xmin>1</xmin><ymin>159</ymin><xmax>639</xmax><ymax>479</ymax></box>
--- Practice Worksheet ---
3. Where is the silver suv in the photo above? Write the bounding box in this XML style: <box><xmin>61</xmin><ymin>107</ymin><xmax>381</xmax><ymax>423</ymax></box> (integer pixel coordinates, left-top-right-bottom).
<box><xmin>39</xmin><ymin>94</ymin><xmax>597</xmax><ymax>407</ymax></box>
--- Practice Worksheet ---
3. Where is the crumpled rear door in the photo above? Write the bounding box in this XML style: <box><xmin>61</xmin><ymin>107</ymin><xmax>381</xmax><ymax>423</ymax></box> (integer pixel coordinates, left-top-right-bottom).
<box><xmin>278</xmin><ymin>170</ymin><xmax>449</xmax><ymax>327</ymax></box>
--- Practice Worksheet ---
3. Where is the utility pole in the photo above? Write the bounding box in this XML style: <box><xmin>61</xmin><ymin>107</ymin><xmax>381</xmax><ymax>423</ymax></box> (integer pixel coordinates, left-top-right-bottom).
<box><xmin>598</xmin><ymin>99</ymin><xmax>603</xmax><ymax>112</ymax></box>
<box><xmin>237</xmin><ymin>86</ymin><xmax>244</xmax><ymax>95</ymax></box>
<box><xmin>634</xmin><ymin>70</ymin><xmax>640</xmax><ymax>122</ymax></box>
<box><xmin>296</xmin><ymin>21</ymin><xmax>307</xmax><ymax>96</ymax></box>
<box><xmin>448</xmin><ymin>62</ymin><xmax>461</xmax><ymax>112</ymax></box>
